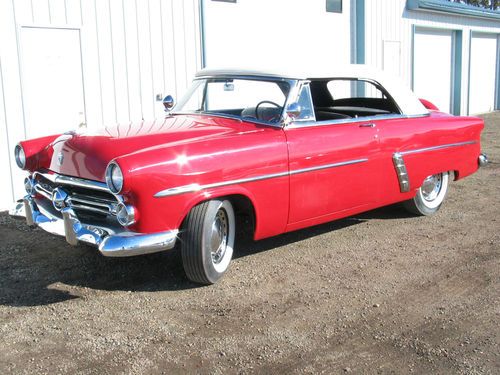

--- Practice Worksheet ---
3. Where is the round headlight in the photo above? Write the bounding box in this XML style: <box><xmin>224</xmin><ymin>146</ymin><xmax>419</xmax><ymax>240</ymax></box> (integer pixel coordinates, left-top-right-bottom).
<box><xmin>105</xmin><ymin>162</ymin><xmax>123</xmax><ymax>194</ymax></box>
<box><xmin>15</xmin><ymin>144</ymin><xmax>26</xmax><ymax>169</ymax></box>
<box><xmin>116</xmin><ymin>202</ymin><xmax>136</xmax><ymax>227</ymax></box>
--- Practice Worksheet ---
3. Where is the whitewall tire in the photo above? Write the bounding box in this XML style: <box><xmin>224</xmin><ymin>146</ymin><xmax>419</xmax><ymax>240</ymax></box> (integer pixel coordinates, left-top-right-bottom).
<box><xmin>403</xmin><ymin>172</ymin><xmax>450</xmax><ymax>216</ymax></box>
<box><xmin>181</xmin><ymin>199</ymin><xmax>235</xmax><ymax>284</ymax></box>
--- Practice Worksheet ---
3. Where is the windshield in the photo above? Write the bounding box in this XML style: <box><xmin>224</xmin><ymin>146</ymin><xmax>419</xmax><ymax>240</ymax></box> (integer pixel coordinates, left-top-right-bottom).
<box><xmin>173</xmin><ymin>78</ymin><xmax>291</xmax><ymax>124</ymax></box>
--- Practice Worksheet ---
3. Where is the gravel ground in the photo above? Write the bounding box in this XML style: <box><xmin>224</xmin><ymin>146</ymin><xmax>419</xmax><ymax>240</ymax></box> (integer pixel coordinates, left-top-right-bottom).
<box><xmin>1</xmin><ymin>113</ymin><xmax>499</xmax><ymax>374</ymax></box>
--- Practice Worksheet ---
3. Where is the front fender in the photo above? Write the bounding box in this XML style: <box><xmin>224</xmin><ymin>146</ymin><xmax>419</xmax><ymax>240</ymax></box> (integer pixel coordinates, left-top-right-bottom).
<box><xmin>113</xmin><ymin>125</ymin><xmax>289</xmax><ymax>237</ymax></box>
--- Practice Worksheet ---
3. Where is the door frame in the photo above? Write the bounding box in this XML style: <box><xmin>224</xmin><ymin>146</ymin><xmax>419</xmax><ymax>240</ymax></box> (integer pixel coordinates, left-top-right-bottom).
<box><xmin>17</xmin><ymin>24</ymin><xmax>87</xmax><ymax>137</ymax></box>
<box><xmin>411</xmin><ymin>25</ymin><xmax>463</xmax><ymax>115</ymax></box>
<box><xmin>467</xmin><ymin>30</ymin><xmax>499</xmax><ymax>115</ymax></box>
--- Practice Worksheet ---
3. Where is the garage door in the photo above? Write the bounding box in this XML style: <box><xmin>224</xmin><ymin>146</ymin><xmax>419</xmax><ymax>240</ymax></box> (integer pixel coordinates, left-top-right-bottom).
<box><xmin>469</xmin><ymin>33</ymin><xmax>498</xmax><ymax>115</ymax></box>
<box><xmin>413</xmin><ymin>28</ymin><xmax>453</xmax><ymax>113</ymax></box>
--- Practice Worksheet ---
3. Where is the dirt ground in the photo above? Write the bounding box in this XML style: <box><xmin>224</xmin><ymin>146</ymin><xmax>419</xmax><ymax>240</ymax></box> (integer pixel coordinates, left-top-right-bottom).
<box><xmin>1</xmin><ymin>113</ymin><xmax>499</xmax><ymax>375</ymax></box>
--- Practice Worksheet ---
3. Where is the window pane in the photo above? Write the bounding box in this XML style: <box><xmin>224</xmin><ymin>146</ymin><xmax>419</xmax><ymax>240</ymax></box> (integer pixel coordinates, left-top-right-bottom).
<box><xmin>295</xmin><ymin>84</ymin><xmax>315</xmax><ymax>121</ymax></box>
<box><xmin>327</xmin><ymin>80</ymin><xmax>384</xmax><ymax>99</ymax></box>
<box><xmin>205</xmin><ymin>80</ymin><xmax>287</xmax><ymax>111</ymax></box>
<box><xmin>326</xmin><ymin>0</ymin><xmax>342</xmax><ymax>13</ymax></box>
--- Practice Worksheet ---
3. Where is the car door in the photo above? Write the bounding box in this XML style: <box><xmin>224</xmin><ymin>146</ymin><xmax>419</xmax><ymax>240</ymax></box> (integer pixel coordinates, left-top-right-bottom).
<box><xmin>285</xmin><ymin>119</ymin><xmax>381</xmax><ymax>228</ymax></box>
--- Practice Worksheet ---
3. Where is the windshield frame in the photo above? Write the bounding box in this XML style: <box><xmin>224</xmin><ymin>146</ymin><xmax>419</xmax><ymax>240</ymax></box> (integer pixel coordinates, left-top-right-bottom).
<box><xmin>171</xmin><ymin>75</ymin><xmax>298</xmax><ymax>128</ymax></box>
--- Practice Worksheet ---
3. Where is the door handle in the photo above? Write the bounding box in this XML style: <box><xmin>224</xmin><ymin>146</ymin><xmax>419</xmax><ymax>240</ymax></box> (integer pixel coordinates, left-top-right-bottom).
<box><xmin>359</xmin><ymin>123</ymin><xmax>376</xmax><ymax>128</ymax></box>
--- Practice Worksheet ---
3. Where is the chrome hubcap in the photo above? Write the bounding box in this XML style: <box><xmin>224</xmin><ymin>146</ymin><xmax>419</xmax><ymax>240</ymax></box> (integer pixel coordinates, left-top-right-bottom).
<box><xmin>210</xmin><ymin>209</ymin><xmax>228</xmax><ymax>265</ymax></box>
<box><xmin>421</xmin><ymin>174</ymin><xmax>442</xmax><ymax>201</ymax></box>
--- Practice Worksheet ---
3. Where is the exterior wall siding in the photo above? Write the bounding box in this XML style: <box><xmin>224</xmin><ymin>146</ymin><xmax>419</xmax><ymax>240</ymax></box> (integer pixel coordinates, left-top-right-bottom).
<box><xmin>0</xmin><ymin>0</ymin><xmax>201</xmax><ymax>210</ymax></box>
<box><xmin>364</xmin><ymin>0</ymin><xmax>500</xmax><ymax>116</ymax></box>
<box><xmin>202</xmin><ymin>0</ymin><xmax>352</xmax><ymax>72</ymax></box>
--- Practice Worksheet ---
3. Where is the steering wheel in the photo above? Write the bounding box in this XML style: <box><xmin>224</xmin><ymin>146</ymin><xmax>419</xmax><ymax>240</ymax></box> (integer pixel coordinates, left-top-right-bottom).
<box><xmin>255</xmin><ymin>100</ymin><xmax>282</xmax><ymax>122</ymax></box>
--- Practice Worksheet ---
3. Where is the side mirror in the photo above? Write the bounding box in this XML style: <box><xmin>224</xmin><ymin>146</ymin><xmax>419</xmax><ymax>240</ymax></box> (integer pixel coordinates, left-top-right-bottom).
<box><xmin>163</xmin><ymin>95</ymin><xmax>175</xmax><ymax>112</ymax></box>
<box><xmin>285</xmin><ymin>103</ymin><xmax>301</xmax><ymax>120</ymax></box>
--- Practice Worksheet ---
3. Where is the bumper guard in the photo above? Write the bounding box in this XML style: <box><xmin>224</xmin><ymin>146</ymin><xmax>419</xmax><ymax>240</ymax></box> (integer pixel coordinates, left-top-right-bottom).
<box><xmin>9</xmin><ymin>197</ymin><xmax>178</xmax><ymax>257</ymax></box>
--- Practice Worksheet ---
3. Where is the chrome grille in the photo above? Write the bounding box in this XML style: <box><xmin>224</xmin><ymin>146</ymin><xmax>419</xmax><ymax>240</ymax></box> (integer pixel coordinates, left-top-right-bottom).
<box><xmin>32</xmin><ymin>171</ymin><xmax>119</xmax><ymax>218</ymax></box>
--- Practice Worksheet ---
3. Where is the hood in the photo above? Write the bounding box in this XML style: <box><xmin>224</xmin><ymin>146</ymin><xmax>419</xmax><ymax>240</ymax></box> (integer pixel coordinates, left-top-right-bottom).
<box><xmin>48</xmin><ymin>115</ymin><xmax>253</xmax><ymax>181</ymax></box>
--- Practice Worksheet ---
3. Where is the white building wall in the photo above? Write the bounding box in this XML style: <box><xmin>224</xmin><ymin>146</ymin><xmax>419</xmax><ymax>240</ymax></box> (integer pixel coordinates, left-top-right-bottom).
<box><xmin>364</xmin><ymin>0</ymin><xmax>500</xmax><ymax>115</ymax></box>
<box><xmin>0</xmin><ymin>0</ymin><xmax>201</xmax><ymax>210</ymax></box>
<box><xmin>203</xmin><ymin>0</ymin><xmax>352</xmax><ymax>72</ymax></box>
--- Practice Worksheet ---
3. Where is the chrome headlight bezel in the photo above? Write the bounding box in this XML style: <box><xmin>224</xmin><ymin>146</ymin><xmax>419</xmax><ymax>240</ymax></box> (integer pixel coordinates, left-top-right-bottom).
<box><xmin>116</xmin><ymin>202</ymin><xmax>136</xmax><ymax>227</ymax></box>
<box><xmin>14</xmin><ymin>144</ymin><xmax>26</xmax><ymax>169</ymax></box>
<box><xmin>105</xmin><ymin>161</ymin><xmax>124</xmax><ymax>194</ymax></box>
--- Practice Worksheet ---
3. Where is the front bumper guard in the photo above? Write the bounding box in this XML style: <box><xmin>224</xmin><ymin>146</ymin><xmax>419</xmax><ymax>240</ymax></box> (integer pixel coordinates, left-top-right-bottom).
<box><xmin>10</xmin><ymin>197</ymin><xmax>178</xmax><ymax>257</ymax></box>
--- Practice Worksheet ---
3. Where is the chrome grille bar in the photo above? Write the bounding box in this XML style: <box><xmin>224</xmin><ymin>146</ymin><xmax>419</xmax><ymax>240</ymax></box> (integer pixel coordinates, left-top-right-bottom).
<box><xmin>33</xmin><ymin>171</ymin><xmax>109</xmax><ymax>192</ymax></box>
<box><xmin>32</xmin><ymin>171</ymin><xmax>119</xmax><ymax>217</ymax></box>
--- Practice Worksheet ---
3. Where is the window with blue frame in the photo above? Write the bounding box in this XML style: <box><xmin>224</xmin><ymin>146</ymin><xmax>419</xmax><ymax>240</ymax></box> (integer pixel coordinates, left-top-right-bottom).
<box><xmin>326</xmin><ymin>0</ymin><xmax>342</xmax><ymax>13</ymax></box>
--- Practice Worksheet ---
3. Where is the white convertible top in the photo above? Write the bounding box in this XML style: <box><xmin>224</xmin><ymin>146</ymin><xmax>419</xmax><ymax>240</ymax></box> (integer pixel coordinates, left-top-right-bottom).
<box><xmin>196</xmin><ymin>65</ymin><xmax>429</xmax><ymax>116</ymax></box>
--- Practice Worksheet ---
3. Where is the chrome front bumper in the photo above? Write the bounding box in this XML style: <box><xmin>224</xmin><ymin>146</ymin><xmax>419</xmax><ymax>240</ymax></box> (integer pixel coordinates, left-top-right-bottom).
<box><xmin>10</xmin><ymin>197</ymin><xmax>178</xmax><ymax>257</ymax></box>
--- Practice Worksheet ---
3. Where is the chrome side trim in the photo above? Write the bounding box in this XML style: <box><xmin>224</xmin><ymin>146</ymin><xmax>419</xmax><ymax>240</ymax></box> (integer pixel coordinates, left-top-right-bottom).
<box><xmin>287</xmin><ymin>113</ymin><xmax>431</xmax><ymax>129</ymax></box>
<box><xmin>398</xmin><ymin>140</ymin><xmax>477</xmax><ymax>156</ymax></box>
<box><xmin>154</xmin><ymin>158</ymin><xmax>368</xmax><ymax>198</ymax></box>
<box><xmin>154</xmin><ymin>171</ymin><xmax>289</xmax><ymax>198</ymax></box>
<box><xmin>289</xmin><ymin>158</ymin><xmax>368</xmax><ymax>175</ymax></box>
<box><xmin>392</xmin><ymin>153</ymin><xmax>410</xmax><ymax>193</ymax></box>
<box><xmin>34</xmin><ymin>171</ymin><xmax>109</xmax><ymax>192</ymax></box>
<box><xmin>18</xmin><ymin>197</ymin><xmax>178</xmax><ymax>257</ymax></box>
<box><xmin>392</xmin><ymin>141</ymin><xmax>478</xmax><ymax>192</ymax></box>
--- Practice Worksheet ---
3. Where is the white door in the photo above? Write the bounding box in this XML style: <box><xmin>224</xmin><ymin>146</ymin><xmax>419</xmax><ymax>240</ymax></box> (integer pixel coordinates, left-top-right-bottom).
<box><xmin>20</xmin><ymin>27</ymin><xmax>85</xmax><ymax>139</ymax></box>
<box><xmin>413</xmin><ymin>28</ymin><xmax>453</xmax><ymax>113</ymax></box>
<box><xmin>469</xmin><ymin>33</ymin><xmax>498</xmax><ymax>115</ymax></box>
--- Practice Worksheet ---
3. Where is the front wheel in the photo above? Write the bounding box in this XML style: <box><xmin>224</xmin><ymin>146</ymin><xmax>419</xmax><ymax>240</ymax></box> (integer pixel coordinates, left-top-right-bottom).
<box><xmin>181</xmin><ymin>199</ymin><xmax>235</xmax><ymax>284</ymax></box>
<box><xmin>403</xmin><ymin>172</ymin><xmax>450</xmax><ymax>216</ymax></box>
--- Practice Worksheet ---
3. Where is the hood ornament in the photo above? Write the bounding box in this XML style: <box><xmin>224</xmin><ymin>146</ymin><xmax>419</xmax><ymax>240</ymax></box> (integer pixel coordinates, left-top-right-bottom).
<box><xmin>57</xmin><ymin>152</ymin><xmax>64</xmax><ymax>166</ymax></box>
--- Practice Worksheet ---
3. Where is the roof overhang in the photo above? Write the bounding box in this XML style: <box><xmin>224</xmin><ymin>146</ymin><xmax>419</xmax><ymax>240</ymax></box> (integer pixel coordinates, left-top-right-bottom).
<box><xmin>407</xmin><ymin>0</ymin><xmax>500</xmax><ymax>20</ymax></box>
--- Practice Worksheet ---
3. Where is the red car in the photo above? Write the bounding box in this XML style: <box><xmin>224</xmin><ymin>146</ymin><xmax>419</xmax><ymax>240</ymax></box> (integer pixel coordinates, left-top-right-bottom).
<box><xmin>11</xmin><ymin>66</ymin><xmax>488</xmax><ymax>284</ymax></box>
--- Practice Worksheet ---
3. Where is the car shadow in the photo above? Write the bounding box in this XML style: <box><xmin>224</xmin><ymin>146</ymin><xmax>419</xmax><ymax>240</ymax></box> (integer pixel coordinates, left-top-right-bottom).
<box><xmin>0</xmin><ymin>204</ymin><xmax>414</xmax><ymax>307</ymax></box>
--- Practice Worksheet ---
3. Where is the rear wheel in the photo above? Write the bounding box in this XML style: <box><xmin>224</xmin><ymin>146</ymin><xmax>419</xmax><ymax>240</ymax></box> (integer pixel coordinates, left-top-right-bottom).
<box><xmin>181</xmin><ymin>199</ymin><xmax>235</xmax><ymax>284</ymax></box>
<box><xmin>403</xmin><ymin>172</ymin><xmax>450</xmax><ymax>216</ymax></box>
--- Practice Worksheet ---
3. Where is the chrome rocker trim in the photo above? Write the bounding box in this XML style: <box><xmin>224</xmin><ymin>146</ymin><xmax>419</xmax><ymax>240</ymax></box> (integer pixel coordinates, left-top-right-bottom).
<box><xmin>154</xmin><ymin>158</ymin><xmax>368</xmax><ymax>198</ymax></box>
<box><xmin>12</xmin><ymin>197</ymin><xmax>178</xmax><ymax>257</ymax></box>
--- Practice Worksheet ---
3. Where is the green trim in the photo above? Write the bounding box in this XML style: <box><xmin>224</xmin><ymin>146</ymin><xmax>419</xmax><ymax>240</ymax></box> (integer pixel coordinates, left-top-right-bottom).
<box><xmin>355</xmin><ymin>0</ymin><xmax>365</xmax><ymax>64</ymax></box>
<box><xmin>407</xmin><ymin>0</ymin><xmax>500</xmax><ymax>21</ymax></box>
<box><xmin>452</xmin><ymin>30</ymin><xmax>462</xmax><ymax>115</ymax></box>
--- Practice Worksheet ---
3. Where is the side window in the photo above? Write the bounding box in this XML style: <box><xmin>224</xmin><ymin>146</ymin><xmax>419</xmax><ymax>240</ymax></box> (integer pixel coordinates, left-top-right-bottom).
<box><xmin>294</xmin><ymin>83</ymin><xmax>315</xmax><ymax>122</ymax></box>
<box><xmin>327</xmin><ymin>80</ymin><xmax>385</xmax><ymax>100</ymax></box>
<box><xmin>318</xmin><ymin>79</ymin><xmax>401</xmax><ymax>118</ymax></box>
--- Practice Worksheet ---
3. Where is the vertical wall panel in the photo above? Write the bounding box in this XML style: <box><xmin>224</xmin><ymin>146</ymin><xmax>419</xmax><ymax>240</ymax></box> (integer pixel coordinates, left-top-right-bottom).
<box><xmin>31</xmin><ymin>0</ymin><xmax>51</xmax><ymax>24</ymax></box>
<box><xmin>123</xmin><ymin>0</ymin><xmax>143</xmax><ymax>121</ymax></box>
<box><xmin>49</xmin><ymin>0</ymin><xmax>67</xmax><ymax>24</ymax></box>
<box><xmin>149</xmin><ymin>0</ymin><xmax>164</xmax><ymax>118</ymax></box>
<box><xmin>0</xmin><ymin>58</ymin><xmax>15</xmax><ymax>205</ymax></box>
<box><xmin>94</xmin><ymin>0</ymin><xmax>117</xmax><ymax>126</ymax></box>
<box><xmin>162</xmin><ymin>0</ymin><xmax>179</xmax><ymax>99</ymax></box>
<box><xmin>0</xmin><ymin>0</ymin><xmax>29</xmax><ymax>205</ymax></box>
<box><xmin>65</xmin><ymin>0</ymin><xmax>83</xmax><ymax>25</ymax></box>
<box><xmin>109</xmin><ymin>0</ymin><xmax>130</xmax><ymax>123</ymax></box>
<box><xmin>136</xmin><ymin>0</ymin><xmax>155</xmax><ymax>120</ymax></box>
<box><xmin>0</xmin><ymin>0</ymin><xmax>202</xmax><ymax>209</ymax></box>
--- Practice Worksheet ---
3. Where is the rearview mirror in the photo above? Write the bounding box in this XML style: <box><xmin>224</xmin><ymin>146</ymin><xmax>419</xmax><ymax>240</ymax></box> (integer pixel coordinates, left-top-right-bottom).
<box><xmin>163</xmin><ymin>95</ymin><xmax>175</xmax><ymax>111</ymax></box>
